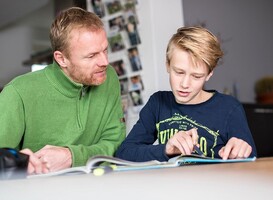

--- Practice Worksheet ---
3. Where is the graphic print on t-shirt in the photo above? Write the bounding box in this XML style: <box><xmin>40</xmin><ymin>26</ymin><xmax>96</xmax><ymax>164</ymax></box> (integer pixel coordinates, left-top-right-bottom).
<box><xmin>156</xmin><ymin>113</ymin><xmax>219</xmax><ymax>158</ymax></box>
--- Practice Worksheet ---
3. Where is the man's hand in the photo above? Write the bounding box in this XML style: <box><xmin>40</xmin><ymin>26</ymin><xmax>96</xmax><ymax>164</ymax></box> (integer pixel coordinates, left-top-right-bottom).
<box><xmin>165</xmin><ymin>128</ymin><xmax>199</xmax><ymax>156</ymax></box>
<box><xmin>35</xmin><ymin>145</ymin><xmax>72</xmax><ymax>173</ymax></box>
<box><xmin>218</xmin><ymin>137</ymin><xmax>252</xmax><ymax>160</ymax></box>
<box><xmin>20</xmin><ymin>148</ymin><xmax>49</xmax><ymax>175</ymax></box>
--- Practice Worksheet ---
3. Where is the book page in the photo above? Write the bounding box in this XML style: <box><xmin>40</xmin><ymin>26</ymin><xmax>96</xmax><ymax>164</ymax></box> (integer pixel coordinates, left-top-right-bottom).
<box><xmin>27</xmin><ymin>166</ymin><xmax>90</xmax><ymax>179</ymax></box>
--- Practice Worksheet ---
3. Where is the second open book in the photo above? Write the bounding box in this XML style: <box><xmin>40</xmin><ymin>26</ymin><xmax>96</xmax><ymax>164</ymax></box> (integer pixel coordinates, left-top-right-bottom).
<box><xmin>28</xmin><ymin>154</ymin><xmax>256</xmax><ymax>178</ymax></box>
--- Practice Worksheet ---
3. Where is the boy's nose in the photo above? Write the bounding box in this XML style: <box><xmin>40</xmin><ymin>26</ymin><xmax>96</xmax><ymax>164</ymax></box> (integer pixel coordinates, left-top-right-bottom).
<box><xmin>181</xmin><ymin>76</ymin><xmax>190</xmax><ymax>88</ymax></box>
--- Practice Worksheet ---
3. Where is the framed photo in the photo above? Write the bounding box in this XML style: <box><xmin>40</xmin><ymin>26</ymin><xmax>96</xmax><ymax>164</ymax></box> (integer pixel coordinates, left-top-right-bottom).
<box><xmin>121</xmin><ymin>94</ymin><xmax>129</xmax><ymax>119</ymax></box>
<box><xmin>126</xmin><ymin>19</ymin><xmax>141</xmax><ymax>46</ymax></box>
<box><xmin>128</xmin><ymin>47</ymin><xmax>142</xmax><ymax>71</ymax></box>
<box><xmin>129</xmin><ymin>75</ymin><xmax>144</xmax><ymax>91</ymax></box>
<box><xmin>105</xmin><ymin>0</ymin><xmax>123</xmax><ymax>15</ymax></box>
<box><xmin>110</xmin><ymin>59</ymin><xmax>126</xmax><ymax>77</ymax></box>
<box><xmin>119</xmin><ymin>77</ymin><xmax>129</xmax><ymax>95</ymax></box>
<box><xmin>109</xmin><ymin>15</ymin><xmax>126</xmax><ymax>32</ymax></box>
<box><xmin>108</xmin><ymin>33</ymin><xmax>125</xmax><ymax>52</ymax></box>
<box><xmin>90</xmin><ymin>0</ymin><xmax>105</xmax><ymax>17</ymax></box>
<box><xmin>129</xmin><ymin>89</ymin><xmax>143</xmax><ymax>106</ymax></box>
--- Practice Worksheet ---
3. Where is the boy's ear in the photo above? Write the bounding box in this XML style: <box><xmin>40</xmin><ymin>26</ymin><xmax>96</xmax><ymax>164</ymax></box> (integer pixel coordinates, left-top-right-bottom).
<box><xmin>206</xmin><ymin>71</ymin><xmax>214</xmax><ymax>81</ymax></box>
<box><xmin>53</xmin><ymin>51</ymin><xmax>68</xmax><ymax>68</ymax></box>
<box><xmin>166</xmin><ymin>62</ymin><xmax>170</xmax><ymax>73</ymax></box>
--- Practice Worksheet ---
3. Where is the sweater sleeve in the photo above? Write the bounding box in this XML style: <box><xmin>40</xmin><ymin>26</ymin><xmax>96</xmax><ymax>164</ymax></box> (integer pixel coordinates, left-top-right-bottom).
<box><xmin>115</xmin><ymin>93</ymin><xmax>169</xmax><ymax>162</ymax></box>
<box><xmin>0</xmin><ymin>84</ymin><xmax>25</xmax><ymax>149</ymax></box>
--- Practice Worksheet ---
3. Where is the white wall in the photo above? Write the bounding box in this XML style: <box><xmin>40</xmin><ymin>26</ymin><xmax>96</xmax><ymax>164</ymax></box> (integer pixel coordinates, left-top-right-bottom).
<box><xmin>0</xmin><ymin>26</ymin><xmax>32</xmax><ymax>87</ymax></box>
<box><xmin>183</xmin><ymin>0</ymin><xmax>273</xmax><ymax>103</ymax></box>
<box><xmin>0</xmin><ymin>0</ymin><xmax>53</xmax><ymax>89</ymax></box>
<box><xmin>0</xmin><ymin>0</ymin><xmax>184</xmax><ymax>134</ymax></box>
<box><xmin>125</xmin><ymin>0</ymin><xmax>184</xmax><ymax>133</ymax></box>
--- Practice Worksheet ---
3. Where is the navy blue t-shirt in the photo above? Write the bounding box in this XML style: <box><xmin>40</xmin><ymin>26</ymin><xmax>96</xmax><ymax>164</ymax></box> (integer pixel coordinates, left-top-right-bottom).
<box><xmin>115</xmin><ymin>90</ymin><xmax>257</xmax><ymax>162</ymax></box>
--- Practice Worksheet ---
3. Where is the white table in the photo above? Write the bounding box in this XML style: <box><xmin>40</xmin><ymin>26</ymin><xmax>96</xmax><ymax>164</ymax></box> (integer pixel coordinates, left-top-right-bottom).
<box><xmin>2</xmin><ymin>157</ymin><xmax>273</xmax><ymax>200</ymax></box>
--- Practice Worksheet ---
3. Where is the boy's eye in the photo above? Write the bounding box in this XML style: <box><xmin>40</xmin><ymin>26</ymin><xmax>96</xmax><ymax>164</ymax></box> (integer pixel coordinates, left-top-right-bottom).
<box><xmin>175</xmin><ymin>71</ymin><xmax>184</xmax><ymax>75</ymax></box>
<box><xmin>193</xmin><ymin>75</ymin><xmax>203</xmax><ymax>79</ymax></box>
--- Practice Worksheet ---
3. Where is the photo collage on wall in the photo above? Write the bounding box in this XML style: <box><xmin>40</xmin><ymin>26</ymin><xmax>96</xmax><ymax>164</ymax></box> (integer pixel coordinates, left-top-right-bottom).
<box><xmin>87</xmin><ymin>0</ymin><xmax>144</xmax><ymax>120</ymax></box>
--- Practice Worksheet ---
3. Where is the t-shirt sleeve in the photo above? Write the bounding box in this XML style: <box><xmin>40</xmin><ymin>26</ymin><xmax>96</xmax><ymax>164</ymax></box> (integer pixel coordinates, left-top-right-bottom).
<box><xmin>225</xmin><ymin>103</ymin><xmax>257</xmax><ymax>157</ymax></box>
<box><xmin>115</xmin><ymin>92</ymin><xmax>169</xmax><ymax>162</ymax></box>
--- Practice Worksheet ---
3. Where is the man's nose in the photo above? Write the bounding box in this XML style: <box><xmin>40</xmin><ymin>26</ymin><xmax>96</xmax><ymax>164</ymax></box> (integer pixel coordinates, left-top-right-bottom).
<box><xmin>98</xmin><ymin>52</ymin><xmax>109</xmax><ymax>66</ymax></box>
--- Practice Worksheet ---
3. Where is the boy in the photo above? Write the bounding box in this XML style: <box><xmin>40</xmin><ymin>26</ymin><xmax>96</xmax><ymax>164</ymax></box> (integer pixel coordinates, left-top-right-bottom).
<box><xmin>115</xmin><ymin>26</ymin><xmax>256</xmax><ymax>162</ymax></box>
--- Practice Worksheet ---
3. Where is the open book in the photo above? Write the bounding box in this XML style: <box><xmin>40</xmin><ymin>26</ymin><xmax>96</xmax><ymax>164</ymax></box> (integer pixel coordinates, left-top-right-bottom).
<box><xmin>28</xmin><ymin>154</ymin><xmax>256</xmax><ymax>178</ymax></box>
<box><xmin>27</xmin><ymin>156</ymin><xmax>161</xmax><ymax>178</ymax></box>
<box><xmin>112</xmin><ymin>154</ymin><xmax>256</xmax><ymax>172</ymax></box>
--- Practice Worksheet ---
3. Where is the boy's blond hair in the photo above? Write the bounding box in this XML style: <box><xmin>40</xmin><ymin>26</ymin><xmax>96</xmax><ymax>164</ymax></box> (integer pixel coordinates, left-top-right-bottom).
<box><xmin>166</xmin><ymin>26</ymin><xmax>223</xmax><ymax>73</ymax></box>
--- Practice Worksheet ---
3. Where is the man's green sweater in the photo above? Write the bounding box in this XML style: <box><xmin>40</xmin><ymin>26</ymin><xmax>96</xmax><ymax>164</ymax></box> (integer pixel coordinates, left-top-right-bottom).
<box><xmin>0</xmin><ymin>62</ymin><xmax>126</xmax><ymax>167</ymax></box>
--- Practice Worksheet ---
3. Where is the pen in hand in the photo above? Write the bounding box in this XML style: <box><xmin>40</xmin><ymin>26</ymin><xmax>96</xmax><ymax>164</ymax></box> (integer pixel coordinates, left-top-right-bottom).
<box><xmin>193</xmin><ymin>145</ymin><xmax>205</xmax><ymax>157</ymax></box>
<box><xmin>192</xmin><ymin>127</ymin><xmax>204</xmax><ymax>157</ymax></box>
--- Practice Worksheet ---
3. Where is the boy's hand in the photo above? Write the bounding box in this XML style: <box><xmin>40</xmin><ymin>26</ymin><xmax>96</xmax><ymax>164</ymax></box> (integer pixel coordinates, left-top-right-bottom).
<box><xmin>165</xmin><ymin>128</ymin><xmax>198</xmax><ymax>156</ymax></box>
<box><xmin>218</xmin><ymin>137</ymin><xmax>252</xmax><ymax>160</ymax></box>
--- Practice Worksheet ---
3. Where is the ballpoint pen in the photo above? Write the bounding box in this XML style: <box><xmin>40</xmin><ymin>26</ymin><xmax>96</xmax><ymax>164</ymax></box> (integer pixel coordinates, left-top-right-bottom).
<box><xmin>193</xmin><ymin>145</ymin><xmax>205</xmax><ymax>157</ymax></box>
<box><xmin>192</xmin><ymin>127</ymin><xmax>205</xmax><ymax>157</ymax></box>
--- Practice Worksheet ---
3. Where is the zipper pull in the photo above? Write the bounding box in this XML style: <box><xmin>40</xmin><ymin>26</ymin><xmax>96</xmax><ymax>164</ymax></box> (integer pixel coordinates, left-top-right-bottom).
<box><xmin>80</xmin><ymin>86</ymin><xmax>88</xmax><ymax>98</ymax></box>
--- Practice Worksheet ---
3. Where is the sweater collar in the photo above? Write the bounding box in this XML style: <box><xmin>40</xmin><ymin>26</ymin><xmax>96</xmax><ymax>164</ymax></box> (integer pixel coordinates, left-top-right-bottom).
<box><xmin>45</xmin><ymin>61</ymin><xmax>87</xmax><ymax>98</ymax></box>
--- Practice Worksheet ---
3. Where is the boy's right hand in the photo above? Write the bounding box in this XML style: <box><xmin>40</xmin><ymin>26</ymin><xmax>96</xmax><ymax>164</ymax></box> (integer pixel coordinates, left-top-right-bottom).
<box><xmin>165</xmin><ymin>128</ymin><xmax>199</xmax><ymax>156</ymax></box>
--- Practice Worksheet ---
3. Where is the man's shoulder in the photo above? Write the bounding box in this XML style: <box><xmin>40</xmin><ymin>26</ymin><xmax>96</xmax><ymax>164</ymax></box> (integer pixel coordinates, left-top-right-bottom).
<box><xmin>105</xmin><ymin>65</ymin><xmax>120</xmax><ymax>84</ymax></box>
<box><xmin>11</xmin><ymin>69</ymin><xmax>44</xmax><ymax>84</ymax></box>
<box><xmin>107</xmin><ymin>65</ymin><xmax>115</xmax><ymax>73</ymax></box>
<box><xmin>6</xmin><ymin>69</ymin><xmax>46</xmax><ymax>93</ymax></box>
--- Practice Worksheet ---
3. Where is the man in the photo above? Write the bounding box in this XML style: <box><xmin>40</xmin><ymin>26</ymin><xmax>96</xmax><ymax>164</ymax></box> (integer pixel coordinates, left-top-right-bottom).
<box><xmin>115</xmin><ymin>26</ymin><xmax>256</xmax><ymax>162</ymax></box>
<box><xmin>0</xmin><ymin>7</ymin><xmax>125</xmax><ymax>174</ymax></box>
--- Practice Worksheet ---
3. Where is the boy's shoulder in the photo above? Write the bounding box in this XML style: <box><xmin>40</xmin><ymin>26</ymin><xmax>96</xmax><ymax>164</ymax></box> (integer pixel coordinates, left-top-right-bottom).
<box><xmin>146</xmin><ymin>91</ymin><xmax>175</xmax><ymax>105</ymax></box>
<box><xmin>150</xmin><ymin>91</ymin><xmax>174</xmax><ymax>100</ymax></box>
<box><xmin>152</xmin><ymin>91</ymin><xmax>173</xmax><ymax>97</ymax></box>
<box><xmin>215</xmin><ymin>90</ymin><xmax>240</xmax><ymax>102</ymax></box>
<box><xmin>210</xmin><ymin>90</ymin><xmax>242</xmax><ymax>108</ymax></box>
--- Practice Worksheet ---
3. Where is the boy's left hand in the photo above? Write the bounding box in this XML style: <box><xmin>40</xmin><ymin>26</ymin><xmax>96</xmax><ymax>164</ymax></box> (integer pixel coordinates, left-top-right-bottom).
<box><xmin>218</xmin><ymin>137</ymin><xmax>252</xmax><ymax>160</ymax></box>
